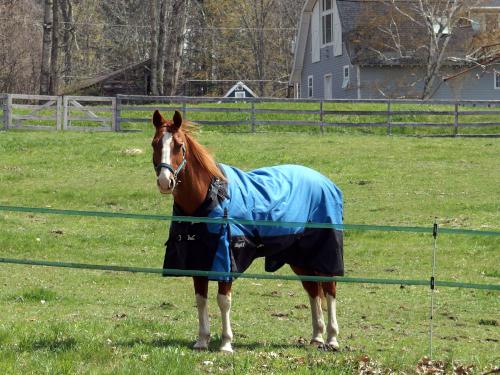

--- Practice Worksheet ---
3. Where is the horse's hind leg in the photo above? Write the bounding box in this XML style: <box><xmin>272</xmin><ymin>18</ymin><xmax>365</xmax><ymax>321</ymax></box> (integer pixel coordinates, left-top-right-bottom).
<box><xmin>322</xmin><ymin>281</ymin><xmax>339</xmax><ymax>350</ymax></box>
<box><xmin>217</xmin><ymin>281</ymin><xmax>233</xmax><ymax>353</ymax></box>
<box><xmin>291</xmin><ymin>266</ymin><xmax>325</xmax><ymax>346</ymax></box>
<box><xmin>193</xmin><ymin>276</ymin><xmax>210</xmax><ymax>350</ymax></box>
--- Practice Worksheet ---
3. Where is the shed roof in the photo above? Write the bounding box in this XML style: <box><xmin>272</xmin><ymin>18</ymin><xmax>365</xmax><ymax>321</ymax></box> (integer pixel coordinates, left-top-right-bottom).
<box><xmin>61</xmin><ymin>59</ymin><xmax>150</xmax><ymax>95</ymax></box>
<box><xmin>223</xmin><ymin>81</ymin><xmax>258</xmax><ymax>98</ymax></box>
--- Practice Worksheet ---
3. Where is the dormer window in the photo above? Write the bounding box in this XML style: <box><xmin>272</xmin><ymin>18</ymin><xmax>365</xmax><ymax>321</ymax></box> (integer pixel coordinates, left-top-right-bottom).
<box><xmin>321</xmin><ymin>0</ymin><xmax>334</xmax><ymax>46</ymax></box>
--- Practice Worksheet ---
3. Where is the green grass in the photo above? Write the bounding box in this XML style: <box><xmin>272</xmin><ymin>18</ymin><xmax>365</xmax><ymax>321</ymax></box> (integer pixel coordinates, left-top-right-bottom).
<box><xmin>0</xmin><ymin>129</ymin><xmax>499</xmax><ymax>374</ymax></box>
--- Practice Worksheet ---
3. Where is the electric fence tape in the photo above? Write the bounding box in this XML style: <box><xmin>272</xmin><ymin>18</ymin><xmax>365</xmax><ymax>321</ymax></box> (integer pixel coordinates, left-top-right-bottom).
<box><xmin>0</xmin><ymin>205</ymin><xmax>499</xmax><ymax>291</ymax></box>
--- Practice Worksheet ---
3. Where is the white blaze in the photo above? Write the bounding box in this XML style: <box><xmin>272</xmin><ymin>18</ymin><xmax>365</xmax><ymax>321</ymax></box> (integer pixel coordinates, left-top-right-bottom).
<box><xmin>157</xmin><ymin>132</ymin><xmax>174</xmax><ymax>193</ymax></box>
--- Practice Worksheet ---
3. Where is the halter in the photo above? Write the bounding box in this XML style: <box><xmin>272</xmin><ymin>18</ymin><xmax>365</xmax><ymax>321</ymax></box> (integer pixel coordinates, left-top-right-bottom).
<box><xmin>154</xmin><ymin>143</ymin><xmax>187</xmax><ymax>180</ymax></box>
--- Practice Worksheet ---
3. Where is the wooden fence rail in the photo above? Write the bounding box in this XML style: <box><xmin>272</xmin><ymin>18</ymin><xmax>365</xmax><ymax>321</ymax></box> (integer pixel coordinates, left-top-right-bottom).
<box><xmin>1</xmin><ymin>94</ymin><xmax>499</xmax><ymax>135</ymax></box>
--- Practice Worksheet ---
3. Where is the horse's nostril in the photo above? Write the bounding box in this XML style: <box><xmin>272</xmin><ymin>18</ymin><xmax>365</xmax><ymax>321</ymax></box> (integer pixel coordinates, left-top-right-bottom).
<box><xmin>169</xmin><ymin>178</ymin><xmax>175</xmax><ymax>189</ymax></box>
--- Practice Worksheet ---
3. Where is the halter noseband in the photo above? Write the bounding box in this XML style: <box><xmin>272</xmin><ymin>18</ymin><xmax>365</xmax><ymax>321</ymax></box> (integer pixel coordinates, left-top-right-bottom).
<box><xmin>154</xmin><ymin>143</ymin><xmax>187</xmax><ymax>179</ymax></box>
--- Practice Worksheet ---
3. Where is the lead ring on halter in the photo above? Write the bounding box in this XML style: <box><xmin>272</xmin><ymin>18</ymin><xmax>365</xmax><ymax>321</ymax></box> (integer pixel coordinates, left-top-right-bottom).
<box><xmin>154</xmin><ymin>144</ymin><xmax>187</xmax><ymax>179</ymax></box>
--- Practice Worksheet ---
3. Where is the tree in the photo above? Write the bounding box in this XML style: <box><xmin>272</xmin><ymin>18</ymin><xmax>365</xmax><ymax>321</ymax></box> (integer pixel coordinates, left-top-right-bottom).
<box><xmin>40</xmin><ymin>0</ymin><xmax>53</xmax><ymax>95</ymax></box>
<box><xmin>353</xmin><ymin>0</ymin><xmax>494</xmax><ymax>99</ymax></box>
<box><xmin>0</xmin><ymin>0</ymin><xmax>42</xmax><ymax>93</ymax></box>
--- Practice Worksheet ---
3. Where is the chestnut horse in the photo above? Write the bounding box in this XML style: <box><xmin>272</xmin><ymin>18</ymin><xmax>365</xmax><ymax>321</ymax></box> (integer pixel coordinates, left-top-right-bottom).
<box><xmin>151</xmin><ymin>110</ymin><xmax>344</xmax><ymax>353</ymax></box>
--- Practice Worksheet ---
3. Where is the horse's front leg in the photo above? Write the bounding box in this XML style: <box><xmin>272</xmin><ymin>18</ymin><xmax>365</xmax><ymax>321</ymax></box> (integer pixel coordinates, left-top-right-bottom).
<box><xmin>217</xmin><ymin>281</ymin><xmax>233</xmax><ymax>353</ymax></box>
<box><xmin>193</xmin><ymin>276</ymin><xmax>210</xmax><ymax>350</ymax></box>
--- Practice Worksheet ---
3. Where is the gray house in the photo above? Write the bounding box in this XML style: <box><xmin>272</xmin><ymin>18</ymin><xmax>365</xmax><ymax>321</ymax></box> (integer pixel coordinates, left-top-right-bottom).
<box><xmin>290</xmin><ymin>0</ymin><xmax>500</xmax><ymax>100</ymax></box>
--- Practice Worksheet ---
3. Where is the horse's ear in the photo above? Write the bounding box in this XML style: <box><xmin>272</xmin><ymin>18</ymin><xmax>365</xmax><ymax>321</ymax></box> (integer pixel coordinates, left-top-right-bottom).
<box><xmin>153</xmin><ymin>110</ymin><xmax>164</xmax><ymax>128</ymax></box>
<box><xmin>172</xmin><ymin>110</ymin><xmax>182</xmax><ymax>131</ymax></box>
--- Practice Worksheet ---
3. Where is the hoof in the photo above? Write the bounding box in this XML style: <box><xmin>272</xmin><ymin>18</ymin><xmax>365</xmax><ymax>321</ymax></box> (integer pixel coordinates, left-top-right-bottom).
<box><xmin>219</xmin><ymin>345</ymin><xmax>233</xmax><ymax>353</ymax></box>
<box><xmin>193</xmin><ymin>337</ymin><xmax>210</xmax><ymax>351</ymax></box>
<box><xmin>326</xmin><ymin>338</ymin><xmax>340</xmax><ymax>351</ymax></box>
<box><xmin>310</xmin><ymin>339</ymin><xmax>325</xmax><ymax>347</ymax></box>
<box><xmin>317</xmin><ymin>343</ymin><xmax>340</xmax><ymax>352</ymax></box>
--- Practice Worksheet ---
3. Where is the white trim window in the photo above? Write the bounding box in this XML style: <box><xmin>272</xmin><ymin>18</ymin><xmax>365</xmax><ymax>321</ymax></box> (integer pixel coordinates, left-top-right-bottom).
<box><xmin>495</xmin><ymin>70</ymin><xmax>500</xmax><ymax>90</ymax></box>
<box><xmin>307</xmin><ymin>75</ymin><xmax>314</xmax><ymax>97</ymax></box>
<box><xmin>321</xmin><ymin>0</ymin><xmax>334</xmax><ymax>46</ymax></box>
<box><xmin>342</xmin><ymin>65</ymin><xmax>350</xmax><ymax>89</ymax></box>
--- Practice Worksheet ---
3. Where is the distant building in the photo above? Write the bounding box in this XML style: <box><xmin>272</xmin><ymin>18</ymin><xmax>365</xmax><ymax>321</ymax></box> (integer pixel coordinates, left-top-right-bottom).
<box><xmin>223</xmin><ymin>81</ymin><xmax>258</xmax><ymax>99</ymax></box>
<box><xmin>62</xmin><ymin>60</ymin><xmax>151</xmax><ymax>96</ymax></box>
<box><xmin>290</xmin><ymin>0</ymin><xmax>500</xmax><ymax>100</ymax></box>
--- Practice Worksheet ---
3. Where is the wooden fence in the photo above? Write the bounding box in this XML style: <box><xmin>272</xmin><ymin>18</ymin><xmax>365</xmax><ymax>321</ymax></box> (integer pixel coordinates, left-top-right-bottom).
<box><xmin>1</xmin><ymin>94</ymin><xmax>500</xmax><ymax>135</ymax></box>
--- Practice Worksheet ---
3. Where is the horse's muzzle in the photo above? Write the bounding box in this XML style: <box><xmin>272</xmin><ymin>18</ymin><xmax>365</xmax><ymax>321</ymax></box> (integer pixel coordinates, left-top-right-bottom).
<box><xmin>157</xmin><ymin>174</ymin><xmax>176</xmax><ymax>194</ymax></box>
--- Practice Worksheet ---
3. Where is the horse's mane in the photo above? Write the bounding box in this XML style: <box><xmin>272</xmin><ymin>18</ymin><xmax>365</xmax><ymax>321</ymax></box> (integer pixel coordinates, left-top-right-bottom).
<box><xmin>182</xmin><ymin>121</ymin><xmax>226</xmax><ymax>181</ymax></box>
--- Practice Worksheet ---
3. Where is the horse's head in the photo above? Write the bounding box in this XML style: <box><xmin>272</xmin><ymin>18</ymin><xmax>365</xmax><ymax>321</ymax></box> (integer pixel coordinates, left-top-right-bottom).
<box><xmin>151</xmin><ymin>110</ymin><xmax>187</xmax><ymax>194</ymax></box>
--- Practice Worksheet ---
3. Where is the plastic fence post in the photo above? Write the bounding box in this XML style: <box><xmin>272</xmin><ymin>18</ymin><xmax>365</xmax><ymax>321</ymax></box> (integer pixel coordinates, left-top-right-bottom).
<box><xmin>429</xmin><ymin>220</ymin><xmax>438</xmax><ymax>359</ymax></box>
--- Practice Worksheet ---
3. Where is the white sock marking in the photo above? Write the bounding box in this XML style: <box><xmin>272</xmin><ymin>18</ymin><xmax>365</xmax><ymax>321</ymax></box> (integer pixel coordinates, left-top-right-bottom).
<box><xmin>309</xmin><ymin>296</ymin><xmax>325</xmax><ymax>344</ymax></box>
<box><xmin>194</xmin><ymin>294</ymin><xmax>210</xmax><ymax>349</ymax></box>
<box><xmin>217</xmin><ymin>293</ymin><xmax>233</xmax><ymax>353</ymax></box>
<box><xmin>325</xmin><ymin>294</ymin><xmax>339</xmax><ymax>348</ymax></box>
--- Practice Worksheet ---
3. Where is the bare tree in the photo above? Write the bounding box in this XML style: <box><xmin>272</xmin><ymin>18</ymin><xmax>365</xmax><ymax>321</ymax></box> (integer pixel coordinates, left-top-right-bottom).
<box><xmin>150</xmin><ymin>0</ymin><xmax>160</xmax><ymax>95</ymax></box>
<box><xmin>40</xmin><ymin>0</ymin><xmax>53</xmax><ymax>95</ymax></box>
<box><xmin>60</xmin><ymin>0</ymin><xmax>74</xmax><ymax>85</ymax></box>
<box><xmin>0</xmin><ymin>0</ymin><xmax>42</xmax><ymax>93</ymax></box>
<box><xmin>353</xmin><ymin>0</ymin><xmax>493</xmax><ymax>99</ymax></box>
<box><xmin>49</xmin><ymin>0</ymin><xmax>60</xmax><ymax>94</ymax></box>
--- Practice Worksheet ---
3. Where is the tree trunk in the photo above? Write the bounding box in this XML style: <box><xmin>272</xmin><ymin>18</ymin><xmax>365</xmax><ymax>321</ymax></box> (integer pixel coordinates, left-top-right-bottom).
<box><xmin>60</xmin><ymin>0</ymin><xmax>73</xmax><ymax>86</ymax></box>
<box><xmin>40</xmin><ymin>0</ymin><xmax>53</xmax><ymax>95</ymax></box>
<box><xmin>171</xmin><ymin>0</ymin><xmax>190</xmax><ymax>95</ymax></box>
<box><xmin>49</xmin><ymin>0</ymin><xmax>59</xmax><ymax>94</ymax></box>
<box><xmin>157</xmin><ymin>0</ymin><xmax>169</xmax><ymax>95</ymax></box>
<box><xmin>150</xmin><ymin>0</ymin><xmax>159</xmax><ymax>95</ymax></box>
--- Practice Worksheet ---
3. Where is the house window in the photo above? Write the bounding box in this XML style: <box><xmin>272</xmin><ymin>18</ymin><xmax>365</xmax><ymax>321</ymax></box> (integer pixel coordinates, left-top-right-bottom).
<box><xmin>307</xmin><ymin>75</ymin><xmax>314</xmax><ymax>97</ymax></box>
<box><xmin>342</xmin><ymin>65</ymin><xmax>350</xmax><ymax>89</ymax></box>
<box><xmin>321</xmin><ymin>0</ymin><xmax>333</xmax><ymax>46</ymax></box>
<box><xmin>235</xmin><ymin>91</ymin><xmax>246</xmax><ymax>98</ymax></box>
<box><xmin>495</xmin><ymin>71</ymin><xmax>500</xmax><ymax>90</ymax></box>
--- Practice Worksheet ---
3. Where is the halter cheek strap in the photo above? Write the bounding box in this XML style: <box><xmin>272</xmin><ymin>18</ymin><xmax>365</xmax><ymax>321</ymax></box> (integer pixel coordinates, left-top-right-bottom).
<box><xmin>154</xmin><ymin>144</ymin><xmax>187</xmax><ymax>178</ymax></box>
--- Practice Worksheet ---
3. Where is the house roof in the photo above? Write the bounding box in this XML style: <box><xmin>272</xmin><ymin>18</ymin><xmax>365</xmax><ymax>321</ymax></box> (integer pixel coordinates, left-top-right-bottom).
<box><xmin>223</xmin><ymin>81</ymin><xmax>258</xmax><ymax>98</ymax></box>
<box><xmin>290</xmin><ymin>0</ymin><xmax>496</xmax><ymax>83</ymax></box>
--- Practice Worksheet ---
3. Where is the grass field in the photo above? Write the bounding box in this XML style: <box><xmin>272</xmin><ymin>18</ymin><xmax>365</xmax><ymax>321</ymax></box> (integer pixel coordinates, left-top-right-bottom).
<box><xmin>0</xmin><ymin>127</ymin><xmax>498</xmax><ymax>374</ymax></box>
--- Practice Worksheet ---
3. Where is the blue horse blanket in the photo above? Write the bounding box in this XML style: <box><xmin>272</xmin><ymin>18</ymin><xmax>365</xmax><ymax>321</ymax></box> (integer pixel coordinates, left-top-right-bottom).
<box><xmin>163</xmin><ymin>164</ymin><xmax>343</xmax><ymax>280</ymax></box>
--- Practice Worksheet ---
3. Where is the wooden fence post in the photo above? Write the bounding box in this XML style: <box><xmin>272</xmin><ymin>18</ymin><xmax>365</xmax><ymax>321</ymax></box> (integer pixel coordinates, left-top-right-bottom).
<box><xmin>56</xmin><ymin>96</ymin><xmax>62</xmax><ymax>130</ymax></box>
<box><xmin>320</xmin><ymin>100</ymin><xmax>324</xmax><ymax>134</ymax></box>
<box><xmin>182</xmin><ymin>101</ymin><xmax>187</xmax><ymax>120</ymax></box>
<box><xmin>387</xmin><ymin>100</ymin><xmax>392</xmax><ymax>136</ymax></box>
<box><xmin>251</xmin><ymin>101</ymin><xmax>256</xmax><ymax>133</ymax></box>
<box><xmin>115</xmin><ymin>95</ymin><xmax>123</xmax><ymax>132</ymax></box>
<box><xmin>111</xmin><ymin>97</ymin><xmax>118</xmax><ymax>131</ymax></box>
<box><xmin>1</xmin><ymin>95</ymin><xmax>7</xmax><ymax>130</ymax></box>
<box><xmin>454</xmin><ymin>102</ymin><xmax>459</xmax><ymax>137</ymax></box>
<box><xmin>4</xmin><ymin>94</ymin><xmax>12</xmax><ymax>130</ymax></box>
<box><xmin>62</xmin><ymin>96</ymin><xmax>69</xmax><ymax>130</ymax></box>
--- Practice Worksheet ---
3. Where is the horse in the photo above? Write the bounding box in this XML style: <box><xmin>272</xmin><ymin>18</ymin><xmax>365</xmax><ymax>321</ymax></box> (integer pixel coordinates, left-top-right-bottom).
<box><xmin>151</xmin><ymin>110</ymin><xmax>344</xmax><ymax>353</ymax></box>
